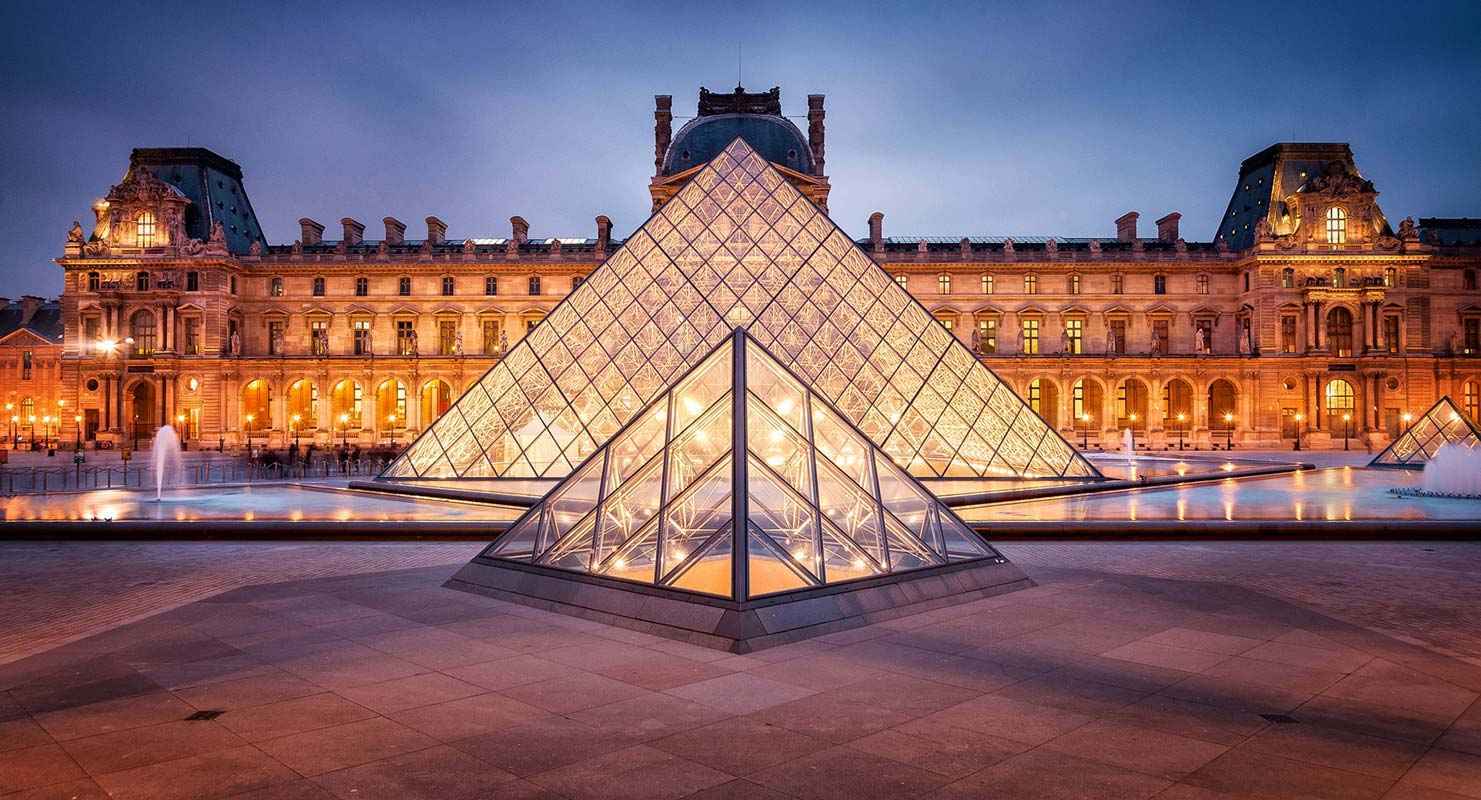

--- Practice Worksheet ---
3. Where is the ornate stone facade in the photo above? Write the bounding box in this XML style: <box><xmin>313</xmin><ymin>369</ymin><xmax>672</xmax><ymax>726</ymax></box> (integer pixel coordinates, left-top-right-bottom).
<box><xmin>47</xmin><ymin>94</ymin><xmax>1481</xmax><ymax>453</ymax></box>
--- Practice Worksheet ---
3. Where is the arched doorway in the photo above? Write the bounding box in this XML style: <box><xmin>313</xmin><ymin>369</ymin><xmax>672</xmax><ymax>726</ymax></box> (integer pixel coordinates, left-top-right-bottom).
<box><xmin>376</xmin><ymin>379</ymin><xmax>407</xmax><ymax>439</ymax></box>
<box><xmin>1325</xmin><ymin>378</ymin><xmax>1355</xmax><ymax>432</ymax></box>
<box><xmin>1027</xmin><ymin>378</ymin><xmax>1059</xmax><ymax>429</ymax></box>
<box><xmin>1208</xmin><ymin>379</ymin><xmax>1238</xmax><ymax>442</ymax></box>
<box><xmin>1163</xmin><ymin>378</ymin><xmax>1194</xmax><ymax>435</ymax></box>
<box><xmin>242</xmin><ymin>380</ymin><xmax>271</xmax><ymax>439</ymax></box>
<box><xmin>129</xmin><ymin>380</ymin><xmax>156</xmax><ymax>446</ymax></box>
<box><xmin>331</xmin><ymin>380</ymin><xmax>362</xmax><ymax>435</ymax></box>
<box><xmin>420</xmin><ymin>379</ymin><xmax>451</xmax><ymax>427</ymax></box>
<box><xmin>1327</xmin><ymin>307</ymin><xmax>1355</xmax><ymax>357</ymax></box>
<box><xmin>1117</xmin><ymin>378</ymin><xmax>1148</xmax><ymax>430</ymax></box>
<box><xmin>286</xmin><ymin>380</ymin><xmax>317</xmax><ymax>433</ymax></box>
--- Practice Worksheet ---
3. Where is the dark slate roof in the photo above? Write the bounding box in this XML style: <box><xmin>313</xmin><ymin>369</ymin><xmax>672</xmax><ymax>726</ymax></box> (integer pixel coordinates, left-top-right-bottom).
<box><xmin>130</xmin><ymin>148</ymin><xmax>268</xmax><ymax>256</ymax></box>
<box><xmin>663</xmin><ymin>116</ymin><xmax>813</xmax><ymax>176</ymax></box>
<box><xmin>1214</xmin><ymin>143</ymin><xmax>1355</xmax><ymax>251</ymax></box>
<box><xmin>858</xmin><ymin>237</ymin><xmax>1225</xmax><ymax>256</ymax></box>
<box><xmin>0</xmin><ymin>300</ymin><xmax>63</xmax><ymax>344</ymax></box>
<box><xmin>1419</xmin><ymin>218</ymin><xmax>1481</xmax><ymax>245</ymax></box>
<box><xmin>263</xmin><ymin>237</ymin><xmax>625</xmax><ymax>257</ymax></box>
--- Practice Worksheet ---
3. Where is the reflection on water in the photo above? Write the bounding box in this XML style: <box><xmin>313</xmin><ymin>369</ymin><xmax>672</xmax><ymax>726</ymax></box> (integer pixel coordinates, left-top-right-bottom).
<box><xmin>1</xmin><ymin>485</ymin><xmax>522</xmax><ymax>522</ymax></box>
<box><xmin>925</xmin><ymin>454</ymin><xmax>1285</xmax><ymax>500</ymax></box>
<box><xmin>959</xmin><ymin>468</ymin><xmax>1481</xmax><ymax>523</ymax></box>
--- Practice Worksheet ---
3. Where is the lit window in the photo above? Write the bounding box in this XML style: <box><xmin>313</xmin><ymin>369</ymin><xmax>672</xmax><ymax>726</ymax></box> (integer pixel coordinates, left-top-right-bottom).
<box><xmin>1028</xmin><ymin>379</ymin><xmax>1042</xmax><ymax>414</ymax></box>
<box><xmin>1465</xmin><ymin>380</ymin><xmax>1480</xmax><ymax>423</ymax></box>
<box><xmin>936</xmin><ymin>316</ymin><xmax>954</xmax><ymax>330</ymax></box>
<box><xmin>894</xmin><ymin>274</ymin><xmax>908</xmax><ymax>289</ymax></box>
<box><xmin>442</xmin><ymin>276</ymin><xmax>455</xmax><ymax>296</ymax></box>
<box><xmin>482</xmin><ymin>319</ymin><xmax>501</xmax><ymax>354</ymax></box>
<box><xmin>981</xmin><ymin>274</ymin><xmax>993</xmax><ymax>294</ymax></box>
<box><xmin>1325</xmin><ymin>378</ymin><xmax>1355</xmax><ymax>423</ymax></box>
<box><xmin>1065</xmin><ymin>319</ymin><xmax>1083</xmax><ymax>354</ymax></box>
<box><xmin>135</xmin><ymin>212</ymin><xmax>156</xmax><ymax>247</ymax></box>
<box><xmin>398</xmin><ymin>276</ymin><xmax>411</xmax><ymax>296</ymax></box>
<box><xmin>353</xmin><ymin>319</ymin><xmax>371</xmax><ymax>355</ymax></box>
<box><xmin>355</xmin><ymin>277</ymin><xmax>368</xmax><ymax>297</ymax></box>
<box><xmin>270</xmin><ymin>277</ymin><xmax>284</xmax><ymax>297</ymax></box>
<box><xmin>485</xmin><ymin>276</ymin><xmax>498</xmax><ymax>296</ymax></box>
<box><xmin>1384</xmin><ymin>268</ymin><xmax>1397</xmax><ymax>287</ymax></box>
<box><xmin>1326</xmin><ymin>207</ymin><xmax>1347</xmax><ymax>244</ymax></box>
<box><xmin>396</xmin><ymin>321</ymin><xmax>415</xmax><ymax>355</ymax></box>
<box><xmin>1111</xmin><ymin>273</ymin><xmax>1124</xmax><ymax>294</ymax></box>
<box><xmin>1154</xmin><ymin>274</ymin><xmax>1167</xmax><ymax>295</ymax></box>
<box><xmin>976</xmin><ymin>318</ymin><xmax>997</xmax><ymax>354</ymax></box>
<box><xmin>1021</xmin><ymin>318</ymin><xmax>1040</xmax><ymax>354</ymax></box>
<box><xmin>1333</xmin><ymin>268</ymin><xmax>1346</xmax><ymax>288</ymax></box>
<box><xmin>1282</xmin><ymin>268</ymin><xmax>1294</xmax><ymax>288</ymax></box>
<box><xmin>1196</xmin><ymin>274</ymin><xmax>1209</xmax><ymax>295</ymax></box>
<box><xmin>937</xmin><ymin>273</ymin><xmax>951</xmax><ymax>294</ymax></box>
<box><xmin>21</xmin><ymin>351</ymin><xmax>32</xmax><ymax>380</ymax></box>
<box><xmin>529</xmin><ymin>276</ymin><xmax>541</xmax><ymax>295</ymax></box>
<box><xmin>1069</xmin><ymin>274</ymin><xmax>1080</xmax><ymax>295</ymax></box>
<box><xmin>1024</xmin><ymin>274</ymin><xmax>1038</xmax><ymax>294</ymax></box>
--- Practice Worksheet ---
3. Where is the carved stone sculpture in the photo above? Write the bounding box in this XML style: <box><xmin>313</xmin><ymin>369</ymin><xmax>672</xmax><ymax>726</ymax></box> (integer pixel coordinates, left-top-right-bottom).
<box><xmin>1398</xmin><ymin>216</ymin><xmax>1418</xmax><ymax>241</ymax></box>
<box><xmin>454</xmin><ymin>331</ymin><xmax>464</xmax><ymax>356</ymax></box>
<box><xmin>1195</xmin><ymin>327</ymin><xmax>1207</xmax><ymax>354</ymax></box>
<box><xmin>68</xmin><ymin>221</ymin><xmax>85</xmax><ymax>244</ymax></box>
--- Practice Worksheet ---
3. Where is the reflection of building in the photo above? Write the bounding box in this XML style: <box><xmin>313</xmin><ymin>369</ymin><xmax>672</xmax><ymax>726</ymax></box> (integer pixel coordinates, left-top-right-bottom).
<box><xmin>0</xmin><ymin>297</ymin><xmax>65</xmax><ymax>448</ymax></box>
<box><xmin>50</xmin><ymin>88</ymin><xmax>1481</xmax><ymax>452</ymax></box>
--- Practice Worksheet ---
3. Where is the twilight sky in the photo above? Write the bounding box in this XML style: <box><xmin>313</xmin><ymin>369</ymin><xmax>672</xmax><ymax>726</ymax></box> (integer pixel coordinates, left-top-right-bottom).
<box><xmin>2</xmin><ymin>0</ymin><xmax>1478</xmax><ymax>297</ymax></box>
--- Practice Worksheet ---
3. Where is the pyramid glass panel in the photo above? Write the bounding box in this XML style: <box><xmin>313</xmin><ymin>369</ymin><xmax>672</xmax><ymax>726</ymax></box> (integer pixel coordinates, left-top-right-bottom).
<box><xmin>1370</xmin><ymin>396</ymin><xmax>1481</xmax><ymax>468</ymax></box>
<box><xmin>478</xmin><ymin>330</ymin><xmax>1004</xmax><ymax>604</ymax></box>
<box><xmin>384</xmin><ymin>139</ymin><xmax>1095</xmax><ymax>483</ymax></box>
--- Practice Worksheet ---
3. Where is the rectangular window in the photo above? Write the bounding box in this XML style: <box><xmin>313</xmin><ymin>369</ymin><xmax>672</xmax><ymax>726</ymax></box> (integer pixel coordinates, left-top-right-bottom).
<box><xmin>976</xmin><ymin>318</ymin><xmax>997</xmax><ymax>354</ymax></box>
<box><xmin>1152</xmin><ymin>319</ymin><xmax>1170</xmax><ymax>353</ymax></box>
<box><xmin>485</xmin><ymin>276</ymin><xmax>498</xmax><ymax>295</ymax></box>
<box><xmin>894</xmin><ymin>274</ymin><xmax>908</xmax><ymax>289</ymax></box>
<box><xmin>312</xmin><ymin>276</ymin><xmax>325</xmax><ymax>296</ymax></box>
<box><xmin>1109</xmin><ymin>320</ymin><xmax>1127</xmax><ymax>354</ymax></box>
<box><xmin>1282</xmin><ymin>269</ymin><xmax>1294</xmax><ymax>288</ymax></box>
<box><xmin>439</xmin><ymin>320</ymin><xmax>457</xmax><ymax>355</ymax></box>
<box><xmin>1154</xmin><ymin>274</ymin><xmax>1167</xmax><ymax>294</ymax></box>
<box><xmin>87</xmin><ymin>272</ymin><xmax>100</xmax><ymax>291</ymax></box>
<box><xmin>398</xmin><ymin>277</ymin><xmax>411</xmax><ymax>296</ymax></box>
<box><xmin>482</xmin><ymin>319</ymin><xmax>501</xmax><ymax>354</ymax></box>
<box><xmin>1466</xmin><ymin>319</ymin><xmax>1481</xmax><ymax>354</ymax></box>
<box><xmin>442</xmin><ymin>276</ymin><xmax>455</xmax><ymax>296</ymax></box>
<box><xmin>270</xmin><ymin>277</ymin><xmax>284</xmax><ymax>297</ymax></box>
<box><xmin>1383</xmin><ymin>316</ymin><xmax>1400</xmax><ymax>353</ymax></box>
<box><xmin>230</xmin><ymin>276</ymin><xmax>237</xmax><ymax>294</ymax></box>
<box><xmin>186</xmin><ymin>271</ymin><xmax>199</xmax><ymax>292</ymax></box>
<box><xmin>1024</xmin><ymin>274</ymin><xmax>1038</xmax><ymax>294</ymax></box>
<box><xmin>396</xmin><ymin>320</ymin><xmax>415</xmax><ymax>355</ymax></box>
<box><xmin>83</xmin><ymin>317</ymin><xmax>99</xmax><ymax>343</ymax></box>
<box><xmin>1195</xmin><ymin>319</ymin><xmax>1214</xmax><ymax>352</ymax></box>
<box><xmin>936</xmin><ymin>317</ymin><xmax>954</xmax><ymax>331</ymax></box>
<box><xmin>184</xmin><ymin>318</ymin><xmax>200</xmax><ymax>355</ymax></box>
<box><xmin>1465</xmin><ymin>270</ymin><xmax>1478</xmax><ymax>291</ymax></box>
<box><xmin>136</xmin><ymin>272</ymin><xmax>151</xmax><ymax>291</ymax></box>
<box><xmin>1065</xmin><ymin>319</ymin><xmax>1083</xmax><ymax>354</ymax></box>
<box><xmin>1111</xmin><ymin>274</ymin><xmax>1124</xmax><ymax>294</ymax></box>
<box><xmin>311</xmin><ymin>320</ymin><xmax>329</xmax><ymax>356</ymax></box>
<box><xmin>1384</xmin><ymin>268</ymin><xmax>1397</xmax><ymax>288</ymax></box>
<box><xmin>1282</xmin><ymin>316</ymin><xmax>1298</xmax><ymax>353</ymax></box>
<box><xmin>1197</xmin><ymin>274</ymin><xmax>1209</xmax><ymax>294</ymax></box>
<box><xmin>1021</xmin><ymin>318</ymin><xmax>1040</xmax><ymax>355</ymax></box>
<box><xmin>355</xmin><ymin>277</ymin><xmax>368</xmax><ymax>297</ymax></box>
<box><xmin>937</xmin><ymin>274</ymin><xmax>951</xmax><ymax>294</ymax></box>
<box><xmin>981</xmin><ymin>274</ymin><xmax>993</xmax><ymax>294</ymax></box>
<box><xmin>21</xmin><ymin>351</ymin><xmax>32</xmax><ymax>380</ymax></box>
<box><xmin>1068</xmin><ymin>274</ymin><xmax>1080</xmax><ymax>295</ymax></box>
<box><xmin>352</xmin><ymin>319</ymin><xmax>371</xmax><ymax>355</ymax></box>
<box><xmin>267</xmin><ymin>320</ymin><xmax>285</xmax><ymax>355</ymax></box>
<box><xmin>528</xmin><ymin>276</ymin><xmax>541</xmax><ymax>295</ymax></box>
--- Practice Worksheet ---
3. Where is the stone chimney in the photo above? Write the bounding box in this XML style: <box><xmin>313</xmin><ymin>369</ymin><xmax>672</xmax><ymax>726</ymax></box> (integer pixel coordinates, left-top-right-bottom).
<box><xmin>1155</xmin><ymin>212</ymin><xmax>1181</xmax><ymax>243</ymax></box>
<box><xmin>425</xmin><ymin>216</ymin><xmax>446</xmax><ymax>244</ymax></box>
<box><xmin>654</xmin><ymin>95</ymin><xmax>673</xmax><ymax>175</ymax></box>
<box><xmin>340</xmin><ymin>218</ymin><xmax>364</xmax><ymax>246</ymax></box>
<box><xmin>868</xmin><ymin>212</ymin><xmax>884</xmax><ymax>254</ymax></box>
<box><xmin>510</xmin><ymin>216</ymin><xmax>529</xmax><ymax>245</ymax></box>
<box><xmin>807</xmin><ymin>95</ymin><xmax>826</xmax><ymax>175</ymax></box>
<box><xmin>1115</xmin><ymin>211</ymin><xmax>1140</xmax><ymax>243</ymax></box>
<box><xmin>18</xmin><ymin>296</ymin><xmax>42</xmax><ymax>326</ymax></box>
<box><xmin>595</xmin><ymin>215</ymin><xmax>612</xmax><ymax>257</ymax></box>
<box><xmin>299</xmin><ymin>218</ymin><xmax>325</xmax><ymax>245</ymax></box>
<box><xmin>383</xmin><ymin>217</ymin><xmax>406</xmax><ymax>245</ymax></box>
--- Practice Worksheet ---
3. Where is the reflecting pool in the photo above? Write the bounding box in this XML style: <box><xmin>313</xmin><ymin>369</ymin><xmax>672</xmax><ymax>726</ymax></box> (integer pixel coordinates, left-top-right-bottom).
<box><xmin>958</xmin><ymin>467</ymin><xmax>1481</xmax><ymax>523</ymax></box>
<box><xmin>1</xmin><ymin>485</ymin><xmax>522</xmax><ymax>522</ymax></box>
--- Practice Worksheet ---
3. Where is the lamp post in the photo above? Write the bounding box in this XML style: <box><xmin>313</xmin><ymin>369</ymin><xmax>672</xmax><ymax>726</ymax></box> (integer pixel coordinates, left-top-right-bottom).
<box><xmin>1079</xmin><ymin>413</ymin><xmax>1092</xmax><ymax>449</ymax></box>
<box><xmin>9</xmin><ymin>414</ymin><xmax>17</xmax><ymax>449</ymax></box>
<box><xmin>290</xmin><ymin>413</ymin><xmax>302</xmax><ymax>451</ymax></box>
<box><xmin>41</xmin><ymin>416</ymin><xmax>52</xmax><ymax>454</ymax></box>
<box><xmin>244</xmin><ymin>413</ymin><xmax>255</xmax><ymax>454</ymax></box>
<box><xmin>1127</xmin><ymin>412</ymin><xmax>1138</xmax><ymax>452</ymax></box>
<box><xmin>3</xmin><ymin>403</ymin><xmax>11</xmax><ymax>449</ymax></box>
<box><xmin>74</xmin><ymin>414</ymin><xmax>83</xmax><ymax>451</ymax></box>
<box><xmin>1293</xmin><ymin>412</ymin><xmax>1304</xmax><ymax>451</ymax></box>
<box><xmin>1175</xmin><ymin>412</ymin><xmax>1186</xmax><ymax>451</ymax></box>
<box><xmin>28</xmin><ymin>415</ymin><xmax>36</xmax><ymax>450</ymax></box>
<box><xmin>338</xmin><ymin>413</ymin><xmax>350</xmax><ymax>448</ymax></box>
<box><xmin>1223</xmin><ymin>412</ymin><xmax>1235</xmax><ymax>450</ymax></box>
<box><xmin>1342</xmin><ymin>413</ymin><xmax>1352</xmax><ymax>451</ymax></box>
<box><xmin>387</xmin><ymin>414</ymin><xmax>397</xmax><ymax>448</ymax></box>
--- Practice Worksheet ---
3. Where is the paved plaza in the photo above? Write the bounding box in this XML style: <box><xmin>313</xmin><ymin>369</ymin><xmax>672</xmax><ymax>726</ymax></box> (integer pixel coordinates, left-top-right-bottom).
<box><xmin>2</xmin><ymin>539</ymin><xmax>1480</xmax><ymax>799</ymax></box>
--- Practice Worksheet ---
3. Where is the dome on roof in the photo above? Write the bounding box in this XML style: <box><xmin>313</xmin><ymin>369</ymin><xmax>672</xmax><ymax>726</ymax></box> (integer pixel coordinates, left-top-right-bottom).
<box><xmin>662</xmin><ymin>114</ymin><xmax>813</xmax><ymax>176</ymax></box>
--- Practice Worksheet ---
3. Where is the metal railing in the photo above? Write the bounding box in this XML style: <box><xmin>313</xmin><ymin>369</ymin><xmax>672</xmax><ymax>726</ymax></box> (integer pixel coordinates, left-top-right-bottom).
<box><xmin>0</xmin><ymin>457</ymin><xmax>389</xmax><ymax>496</ymax></box>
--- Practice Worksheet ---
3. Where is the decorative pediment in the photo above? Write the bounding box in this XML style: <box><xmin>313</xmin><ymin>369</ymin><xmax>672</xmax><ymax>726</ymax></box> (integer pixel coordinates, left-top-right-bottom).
<box><xmin>1145</xmin><ymin>303</ymin><xmax>1177</xmax><ymax>316</ymax></box>
<box><xmin>0</xmin><ymin>328</ymin><xmax>58</xmax><ymax>347</ymax></box>
<box><xmin>387</xmin><ymin>304</ymin><xmax>421</xmax><ymax>317</ymax></box>
<box><xmin>344</xmin><ymin>303</ymin><xmax>375</xmax><ymax>317</ymax></box>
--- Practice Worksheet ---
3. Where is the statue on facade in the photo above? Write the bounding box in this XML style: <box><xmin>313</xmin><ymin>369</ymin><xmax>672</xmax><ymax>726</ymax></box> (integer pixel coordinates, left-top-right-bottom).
<box><xmin>1398</xmin><ymin>216</ymin><xmax>1418</xmax><ymax>241</ymax></box>
<box><xmin>269</xmin><ymin>326</ymin><xmax>283</xmax><ymax>356</ymax></box>
<box><xmin>1150</xmin><ymin>327</ymin><xmax>1162</xmax><ymax>355</ymax></box>
<box><xmin>1088</xmin><ymin>239</ymin><xmax>1101</xmax><ymax>255</ymax></box>
<box><xmin>462</xmin><ymin>237</ymin><xmax>476</xmax><ymax>255</ymax></box>
<box><xmin>68</xmin><ymin>221</ymin><xmax>85</xmax><ymax>245</ymax></box>
<box><xmin>90</xmin><ymin>200</ymin><xmax>111</xmax><ymax>242</ymax></box>
<box><xmin>1061</xmin><ymin>327</ymin><xmax>1071</xmax><ymax>355</ymax></box>
<box><xmin>971</xmin><ymin>328</ymin><xmax>981</xmax><ymax>354</ymax></box>
<box><xmin>1107</xmin><ymin>330</ymin><xmax>1118</xmax><ymax>355</ymax></box>
<box><xmin>1253</xmin><ymin>216</ymin><xmax>1274</xmax><ymax>243</ymax></box>
<box><xmin>364</xmin><ymin>330</ymin><xmax>373</xmax><ymax>356</ymax></box>
<box><xmin>1237</xmin><ymin>322</ymin><xmax>1248</xmax><ymax>355</ymax></box>
<box><xmin>408</xmin><ymin>329</ymin><xmax>419</xmax><ymax>356</ymax></box>
<box><xmin>229</xmin><ymin>331</ymin><xmax>241</xmax><ymax>356</ymax></box>
<box><xmin>209</xmin><ymin>220</ymin><xmax>227</xmax><ymax>248</ymax></box>
<box><xmin>291</xmin><ymin>240</ymin><xmax>303</xmax><ymax>256</ymax></box>
<box><xmin>454</xmin><ymin>331</ymin><xmax>464</xmax><ymax>357</ymax></box>
<box><xmin>377</xmin><ymin>241</ymin><xmax>389</xmax><ymax>259</ymax></box>
<box><xmin>1195</xmin><ymin>326</ymin><xmax>1207</xmax><ymax>354</ymax></box>
<box><xmin>498</xmin><ymin>331</ymin><xmax>508</xmax><ymax>357</ymax></box>
<box><xmin>249</xmin><ymin>240</ymin><xmax>262</xmax><ymax>257</ymax></box>
<box><xmin>1044</xmin><ymin>238</ymin><xmax>1057</xmax><ymax>257</ymax></box>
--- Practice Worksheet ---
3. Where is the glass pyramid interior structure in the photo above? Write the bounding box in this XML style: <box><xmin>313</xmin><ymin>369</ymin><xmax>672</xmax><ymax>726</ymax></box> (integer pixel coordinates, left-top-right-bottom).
<box><xmin>484</xmin><ymin>330</ymin><xmax>1001</xmax><ymax>600</ymax></box>
<box><xmin>1370</xmin><ymin>396</ymin><xmax>1481</xmax><ymax>468</ymax></box>
<box><xmin>384</xmin><ymin>137</ymin><xmax>1097</xmax><ymax>482</ymax></box>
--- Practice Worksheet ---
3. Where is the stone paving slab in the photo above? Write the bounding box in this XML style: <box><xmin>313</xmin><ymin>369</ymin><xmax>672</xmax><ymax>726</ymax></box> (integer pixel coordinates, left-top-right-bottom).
<box><xmin>0</xmin><ymin>554</ymin><xmax>1477</xmax><ymax>798</ymax></box>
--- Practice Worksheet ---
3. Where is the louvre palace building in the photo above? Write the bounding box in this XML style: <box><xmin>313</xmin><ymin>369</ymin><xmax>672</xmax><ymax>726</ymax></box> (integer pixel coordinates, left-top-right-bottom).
<box><xmin>42</xmin><ymin>85</ymin><xmax>1481</xmax><ymax>464</ymax></box>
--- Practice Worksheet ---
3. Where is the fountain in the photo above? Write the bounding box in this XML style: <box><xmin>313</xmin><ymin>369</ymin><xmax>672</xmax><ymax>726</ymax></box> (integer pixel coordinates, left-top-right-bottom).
<box><xmin>1122</xmin><ymin>429</ymin><xmax>1136</xmax><ymax>463</ymax></box>
<box><xmin>151</xmin><ymin>424</ymin><xmax>183</xmax><ymax>501</ymax></box>
<box><xmin>1417</xmin><ymin>443</ymin><xmax>1481</xmax><ymax>499</ymax></box>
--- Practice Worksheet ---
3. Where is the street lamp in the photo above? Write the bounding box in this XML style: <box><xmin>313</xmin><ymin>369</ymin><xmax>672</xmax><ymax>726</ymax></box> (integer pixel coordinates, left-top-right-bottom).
<box><xmin>1078</xmin><ymin>413</ymin><xmax>1092</xmax><ymax>449</ymax></box>
<box><xmin>1127</xmin><ymin>412</ymin><xmax>1138</xmax><ymax>452</ymax></box>
<box><xmin>1293</xmin><ymin>412</ymin><xmax>1304</xmax><ymax>451</ymax></box>
<box><xmin>387</xmin><ymin>414</ymin><xmax>398</xmax><ymax>448</ymax></box>
<box><xmin>1342</xmin><ymin>413</ymin><xmax>1352</xmax><ymax>451</ymax></box>
<box><xmin>338</xmin><ymin>412</ymin><xmax>350</xmax><ymax>448</ymax></box>
<box><xmin>1175</xmin><ymin>412</ymin><xmax>1187</xmax><ymax>451</ymax></box>
<box><xmin>8</xmin><ymin>414</ymin><xmax>16</xmax><ymax>449</ymax></box>
<box><xmin>28</xmin><ymin>415</ymin><xmax>36</xmax><ymax>450</ymax></box>
<box><xmin>3</xmin><ymin>403</ymin><xmax>10</xmax><ymax>449</ymax></box>
<box><xmin>244</xmin><ymin>413</ymin><xmax>255</xmax><ymax>452</ymax></box>
<box><xmin>41</xmin><ymin>415</ymin><xmax>52</xmax><ymax>454</ymax></box>
<box><xmin>74</xmin><ymin>414</ymin><xmax>83</xmax><ymax>451</ymax></box>
<box><xmin>290</xmin><ymin>413</ymin><xmax>302</xmax><ymax>450</ymax></box>
<box><xmin>1223</xmin><ymin>412</ymin><xmax>1235</xmax><ymax>450</ymax></box>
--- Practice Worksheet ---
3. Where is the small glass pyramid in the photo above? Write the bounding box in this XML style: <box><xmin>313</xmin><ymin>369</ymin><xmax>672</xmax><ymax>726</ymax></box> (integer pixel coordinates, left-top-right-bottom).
<box><xmin>383</xmin><ymin>137</ymin><xmax>1098</xmax><ymax>482</ymax></box>
<box><xmin>485</xmin><ymin>329</ymin><xmax>1001</xmax><ymax>600</ymax></box>
<box><xmin>1370</xmin><ymin>396</ymin><xmax>1481</xmax><ymax>468</ymax></box>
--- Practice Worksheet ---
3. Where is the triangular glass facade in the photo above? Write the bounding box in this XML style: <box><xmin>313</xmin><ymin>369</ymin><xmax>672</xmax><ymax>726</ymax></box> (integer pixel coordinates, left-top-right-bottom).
<box><xmin>1370</xmin><ymin>396</ymin><xmax>1481</xmax><ymax>468</ymax></box>
<box><xmin>486</xmin><ymin>330</ymin><xmax>1000</xmax><ymax>600</ymax></box>
<box><xmin>384</xmin><ymin>138</ymin><xmax>1097</xmax><ymax>481</ymax></box>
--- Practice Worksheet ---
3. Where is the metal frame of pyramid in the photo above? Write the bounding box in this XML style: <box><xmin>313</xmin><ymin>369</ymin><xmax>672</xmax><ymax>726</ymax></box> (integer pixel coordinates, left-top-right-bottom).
<box><xmin>444</xmin><ymin>329</ymin><xmax>1030</xmax><ymax>652</ymax></box>
<box><xmin>382</xmin><ymin>138</ymin><xmax>1098</xmax><ymax>484</ymax></box>
<box><xmin>1369</xmin><ymin>396</ymin><xmax>1481</xmax><ymax>468</ymax></box>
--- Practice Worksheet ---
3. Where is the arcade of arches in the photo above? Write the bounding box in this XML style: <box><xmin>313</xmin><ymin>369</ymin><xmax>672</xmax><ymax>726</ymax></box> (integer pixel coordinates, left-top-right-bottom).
<box><xmin>214</xmin><ymin>376</ymin><xmax>461</xmax><ymax>446</ymax></box>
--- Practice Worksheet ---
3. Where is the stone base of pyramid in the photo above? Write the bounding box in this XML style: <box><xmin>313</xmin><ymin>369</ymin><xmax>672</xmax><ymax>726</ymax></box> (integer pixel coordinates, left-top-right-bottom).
<box><xmin>445</xmin><ymin>556</ymin><xmax>1032</xmax><ymax>653</ymax></box>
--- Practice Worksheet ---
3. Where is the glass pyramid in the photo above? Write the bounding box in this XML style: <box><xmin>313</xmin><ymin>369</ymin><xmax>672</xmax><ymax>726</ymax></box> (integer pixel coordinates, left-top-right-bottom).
<box><xmin>384</xmin><ymin>137</ymin><xmax>1097</xmax><ymax>481</ymax></box>
<box><xmin>484</xmin><ymin>329</ymin><xmax>1002</xmax><ymax>600</ymax></box>
<box><xmin>1370</xmin><ymin>396</ymin><xmax>1481</xmax><ymax>468</ymax></box>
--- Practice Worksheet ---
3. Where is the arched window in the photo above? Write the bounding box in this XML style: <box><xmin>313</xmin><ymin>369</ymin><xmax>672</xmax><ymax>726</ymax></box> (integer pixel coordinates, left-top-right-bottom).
<box><xmin>1463</xmin><ymin>380</ymin><xmax>1479</xmax><ymax>423</ymax></box>
<box><xmin>287</xmin><ymin>379</ymin><xmax>317</xmax><ymax>429</ymax></box>
<box><xmin>420</xmin><ymin>379</ymin><xmax>451</xmax><ymax>425</ymax></box>
<box><xmin>1326</xmin><ymin>207</ymin><xmax>1347</xmax><ymax>244</ymax></box>
<box><xmin>332</xmin><ymin>379</ymin><xmax>363</xmax><ymax>428</ymax></box>
<box><xmin>242</xmin><ymin>380</ymin><xmax>271</xmax><ymax>433</ymax></box>
<box><xmin>1327</xmin><ymin>307</ymin><xmax>1354</xmax><ymax>356</ymax></box>
<box><xmin>1325</xmin><ymin>379</ymin><xmax>1355</xmax><ymax>428</ymax></box>
<box><xmin>130</xmin><ymin>310</ymin><xmax>156</xmax><ymax>356</ymax></box>
<box><xmin>135</xmin><ymin>211</ymin><xmax>156</xmax><ymax>247</ymax></box>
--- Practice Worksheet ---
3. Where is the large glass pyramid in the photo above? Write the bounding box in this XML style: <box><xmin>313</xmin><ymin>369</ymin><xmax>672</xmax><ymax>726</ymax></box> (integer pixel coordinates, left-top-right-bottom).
<box><xmin>484</xmin><ymin>329</ymin><xmax>1001</xmax><ymax>600</ymax></box>
<box><xmin>1370</xmin><ymin>396</ymin><xmax>1481</xmax><ymax>468</ymax></box>
<box><xmin>384</xmin><ymin>138</ymin><xmax>1097</xmax><ymax>481</ymax></box>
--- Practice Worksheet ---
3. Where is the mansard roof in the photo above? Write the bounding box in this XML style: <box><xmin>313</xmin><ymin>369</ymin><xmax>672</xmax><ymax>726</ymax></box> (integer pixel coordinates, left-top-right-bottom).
<box><xmin>0</xmin><ymin>300</ymin><xmax>63</xmax><ymax>344</ymax></box>
<box><xmin>1419</xmin><ymin>218</ymin><xmax>1481</xmax><ymax>246</ymax></box>
<box><xmin>129</xmin><ymin>148</ymin><xmax>267</xmax><ymax>256</ymax></box>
